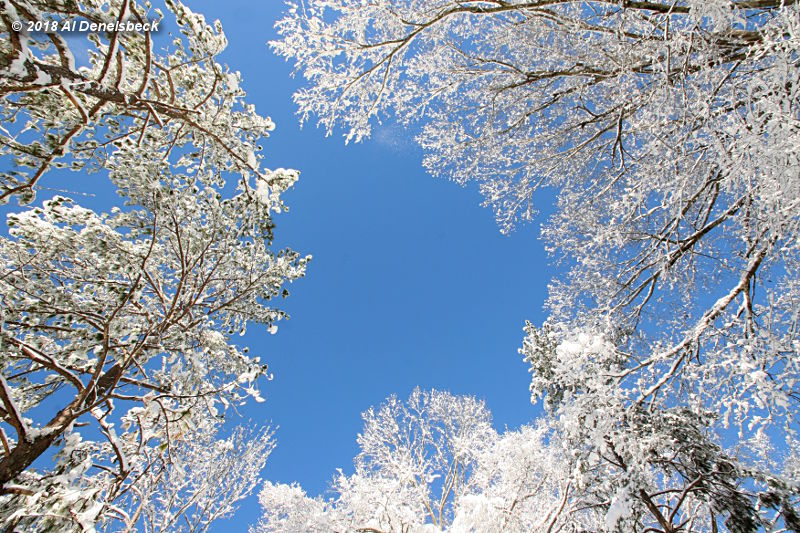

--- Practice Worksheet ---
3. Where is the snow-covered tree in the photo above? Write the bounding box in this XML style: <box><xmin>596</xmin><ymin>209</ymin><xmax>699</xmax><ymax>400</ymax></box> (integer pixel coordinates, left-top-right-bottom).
<box><xmin>450</xmin><ymin>423</ymin><xmax>601</xmax><ymax>532</ymax></box>
<box><xmin>338</xmin><ymin>388</ymin><xmax>497</xmax><ymax>531</ymax></box>
<box><xmin>253</xmin><ymin>389</ymin><xmax>502</xmax><ymax>532</ymax></box>
<box><xmin>522</xmin><ymin>325</ymin><xmax>800</xmax><ymax>532</ymax></box>
<box><xmin>254</xmin><ymin>386</ymin><xmax>798</xmax><ymax>532</ymax></box>
<box><xmin>275</xmin><ymin>1</ymin><xmax>800</xmax><ymax>531</ymax></box>
<box><xmin>118</xmin><ymin>424</ymin><xmax>275</xmax><ymax>533</ymax></box>
<box><xmin>253</xmin><ymin>390</ymin><xmax>606</xmax><ymax>533</ymax></box>
<box><xmin>2</xmin><ymin>0</ymin><xmax>296</xmax><ymax>207</ymax></box>
<box><xmin>0</xmin><ymin>1</ymin><xmax>308</xmax><ymax>530</ymax></box>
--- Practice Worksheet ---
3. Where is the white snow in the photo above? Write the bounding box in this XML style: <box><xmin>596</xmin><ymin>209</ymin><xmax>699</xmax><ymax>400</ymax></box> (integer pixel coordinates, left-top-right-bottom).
<box><xmin>604</xmin><ymin>487</ymin><xmax>632</xmax><ymax>530</ymax></box>
<box><xmin>246</xmin><ymin>148</ymin><xmax>257</xmax><ymax>169</ymax></box>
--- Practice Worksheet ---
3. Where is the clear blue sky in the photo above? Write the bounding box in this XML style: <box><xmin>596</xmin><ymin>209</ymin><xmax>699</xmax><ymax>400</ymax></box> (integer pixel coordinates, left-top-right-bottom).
<box><xmin>183</xmin><ymin>2</ymin><xmax>556</xmax><ymax>529</ymax></box>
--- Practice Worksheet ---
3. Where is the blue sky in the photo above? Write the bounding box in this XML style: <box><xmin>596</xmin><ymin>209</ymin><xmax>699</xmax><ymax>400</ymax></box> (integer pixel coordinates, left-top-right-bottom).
<box><xmin>183</xmin><ymin>2</ymin><xmax>555</xmax><ymax>529</ymax></box>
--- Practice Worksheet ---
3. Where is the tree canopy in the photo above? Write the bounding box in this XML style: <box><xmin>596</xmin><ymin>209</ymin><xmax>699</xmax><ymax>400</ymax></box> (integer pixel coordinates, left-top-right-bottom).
<box><xmin>0</xmin><ymin>1</ymin><xmax>307</xmax><ymax>530</ymax></box>
<box><xmin>254</xmin><ymin>389</ymin><xmax>598</xmax><ymax>533</ymax></box>
<box><xmin>1</xmin><ymin>0</ymin><xmax>798</xmax><ymax>529</ymax></box>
